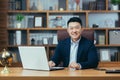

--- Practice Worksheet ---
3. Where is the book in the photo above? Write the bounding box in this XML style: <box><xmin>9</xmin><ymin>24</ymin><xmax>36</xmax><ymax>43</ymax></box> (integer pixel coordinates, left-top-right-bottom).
<box><xmin>98</xmin><ymin>35</ymin><xmax>105</xmax><ymax>45</ymax></box>
<box><xmin>96</xmin><ymin>0</ymin><xmax>105</xmax><ymax>10</ymax></box>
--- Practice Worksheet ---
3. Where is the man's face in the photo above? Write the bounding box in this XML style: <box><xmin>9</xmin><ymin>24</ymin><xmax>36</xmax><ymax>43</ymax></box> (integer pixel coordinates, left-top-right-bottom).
<box><xmin>67</xmin><ymin>22</ymin><xmax>83</xmax><ymax>42</ymax></box>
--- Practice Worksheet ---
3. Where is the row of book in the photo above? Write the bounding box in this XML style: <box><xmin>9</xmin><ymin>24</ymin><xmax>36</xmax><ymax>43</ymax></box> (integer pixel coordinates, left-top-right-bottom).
<box><xmin>99</xmin><ymin>51</ymin><xmax>120</xmax><ymax>62</ymax></box>
<box><xmin>111</xmin><ymin>52</ymin><xmax>120</xmax><ymax>62</ymax></box>
<box><xmin>9</xmin><ymin>31</ymin><xmax>27</xmax><ymax>45</ymax></box>
<box><xmin>83</xmin><ymin>0</ymin><xmax>106</xmax><ymax>10</ymax></box>
<box><xmin>8</xmin><ymin>0</ymin><xmax>106</xmax><ymax>11</ymax></box>
<box><xmin>8</xmin><ymin>0</ymin><xmax>26</xmax><ymax>10</ymax></box>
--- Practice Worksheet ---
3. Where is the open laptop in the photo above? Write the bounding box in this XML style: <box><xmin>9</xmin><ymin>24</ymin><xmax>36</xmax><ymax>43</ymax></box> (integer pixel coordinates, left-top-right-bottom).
<box><xmin>18</xmin><ymin>46</ymin><xmax>64</xmax><ymax>71</ymax></box>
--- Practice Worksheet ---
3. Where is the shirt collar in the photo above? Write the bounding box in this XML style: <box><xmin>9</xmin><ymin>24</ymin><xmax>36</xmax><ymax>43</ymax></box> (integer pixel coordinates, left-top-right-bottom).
<box><xmin>71</xmin><ymin>37</ymin><xmax>81</xmax><ymax>45</ymax></box>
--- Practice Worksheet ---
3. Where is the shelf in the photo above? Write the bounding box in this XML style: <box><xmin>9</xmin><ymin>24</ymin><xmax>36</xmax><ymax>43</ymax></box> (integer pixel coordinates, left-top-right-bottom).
<box><xmin>28</xmin><ymin>28</ymin><xmax>67</xmax><ymax>30</ymax></box>
<box><xmin>8</xmin><ymin>10</ymin><xmax>47</xmax><ymax>13</ymax></box>
<box><xmin>8</xmin><ymin>10</ymin><xmax>120</xmax><ymax>14</ymax></box>
<box><xmin>7</xmin><ymin>28</ymin><xmax>120</xmax><ymax>30</ymax></box>
<box><xmin>7</xmin><ymin>28</ymin><xmax>28</xmax><ymax>30</ymax></box>
<box><xmin>4</xmin><ymin>0</ymin><xmax>120</xmax><ymax>67</ymax></box>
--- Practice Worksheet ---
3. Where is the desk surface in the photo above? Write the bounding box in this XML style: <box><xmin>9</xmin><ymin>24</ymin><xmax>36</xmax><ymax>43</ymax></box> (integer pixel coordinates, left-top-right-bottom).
<box><xmin>0</xmin><ymin>67</ymin><xmax>120</xmax><ymax>80</ymax></box>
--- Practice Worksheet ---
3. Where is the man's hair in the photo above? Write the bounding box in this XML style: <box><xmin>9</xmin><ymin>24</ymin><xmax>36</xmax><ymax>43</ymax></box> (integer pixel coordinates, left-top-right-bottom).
<box><xmin>67</xmin><ymin>17</ymin><xmax>82</xmax><ymax>27</ymax></box>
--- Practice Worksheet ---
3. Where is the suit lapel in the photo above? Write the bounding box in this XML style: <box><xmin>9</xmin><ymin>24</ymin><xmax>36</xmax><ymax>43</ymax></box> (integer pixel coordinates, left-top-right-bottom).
<box><xmin>77</xmin><ymin>37</ymin><xmax>84</xmax><ymax>63</ymax></box>
<box><xmin>64</xmin><ymin>38</ymin><xmax>71</xmax><ymax>66</ymax></box>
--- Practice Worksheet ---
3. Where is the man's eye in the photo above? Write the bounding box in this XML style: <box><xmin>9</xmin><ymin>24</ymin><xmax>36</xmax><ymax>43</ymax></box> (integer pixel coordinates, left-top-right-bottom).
<box><xmin>69</xmin><ymin>27</ymin><xmax>73</xmax><ymax>29</ymax></box>
<box><xmin>70</xmin><ymin>28</ymin><xmax>73</xmax><ymax>30</ymax></box>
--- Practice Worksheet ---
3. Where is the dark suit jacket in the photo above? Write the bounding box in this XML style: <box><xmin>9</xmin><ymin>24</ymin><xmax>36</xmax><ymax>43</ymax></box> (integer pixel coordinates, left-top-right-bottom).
<box><xmin>51</xmin><ymin>36</ymin><xmax>99</xmax><ymax>69</ymax></box>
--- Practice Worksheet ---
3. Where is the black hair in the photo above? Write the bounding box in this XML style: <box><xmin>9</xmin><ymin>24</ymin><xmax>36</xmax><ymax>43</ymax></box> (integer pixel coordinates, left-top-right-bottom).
<box><xmin>67</xmin><ymin>17</ymin><xmax>82</xmax><ymax>27</ymax></box>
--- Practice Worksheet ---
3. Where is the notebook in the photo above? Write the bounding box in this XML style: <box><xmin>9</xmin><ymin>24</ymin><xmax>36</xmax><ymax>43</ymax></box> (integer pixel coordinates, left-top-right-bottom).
<box><xmin>18</xmin><ymin>46</ymin><xmax>64</xmax><ymax>71</ymax></box>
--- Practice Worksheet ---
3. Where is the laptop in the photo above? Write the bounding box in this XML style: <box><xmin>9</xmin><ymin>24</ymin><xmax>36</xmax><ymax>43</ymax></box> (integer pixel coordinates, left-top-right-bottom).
<box><xmin>18</xmin><ymin>46</ymin><xmax>64</xmax><ymax>71</ymax></box>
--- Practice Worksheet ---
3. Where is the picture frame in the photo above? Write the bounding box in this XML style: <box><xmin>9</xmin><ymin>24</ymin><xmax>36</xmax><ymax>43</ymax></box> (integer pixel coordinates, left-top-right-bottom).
<box><xmin>100</xmin><ymin>49</ymin><xmax>111</xmax><ymax>62</ymax></box>
<box><xmin>34</xmin><ymin>16</ymin><xmax>42</xmax><ymax>27</ymax></box>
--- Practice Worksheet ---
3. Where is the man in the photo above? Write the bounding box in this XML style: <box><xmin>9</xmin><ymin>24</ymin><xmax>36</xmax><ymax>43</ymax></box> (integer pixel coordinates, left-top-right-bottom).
<box><xmin>49</xmin><ymin>17</ymin><xmax>99</xmax><ymax>69</ymax></box>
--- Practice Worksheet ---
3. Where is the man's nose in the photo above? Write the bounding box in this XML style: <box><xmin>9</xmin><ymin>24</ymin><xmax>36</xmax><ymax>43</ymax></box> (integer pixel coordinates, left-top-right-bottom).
<box><xmin>72</xmin><ymin>29</ymin><xmax>77</xmax><ymax>32</ymax></box>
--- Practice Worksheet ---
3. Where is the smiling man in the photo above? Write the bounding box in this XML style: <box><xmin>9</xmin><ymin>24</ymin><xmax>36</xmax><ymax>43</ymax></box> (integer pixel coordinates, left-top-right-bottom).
<box><xmin>48</xmin><ymin>17</ymin><xmax>99</xmax><ymax>69</ymax></box>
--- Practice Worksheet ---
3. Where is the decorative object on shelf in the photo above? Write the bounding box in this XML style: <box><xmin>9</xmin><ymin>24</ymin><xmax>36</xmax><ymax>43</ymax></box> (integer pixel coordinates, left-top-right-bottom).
<box><xmin>0</xmin><ymin>49</ymin><xmax>13</xmax><ymax>74</ymax></box>
<box><xmin>49</xmin><ymin>6</ymin><xmax>53</xmax><ymax>10</ymax></box>
<box><xmin>43</xmin><ymin>37</ymin><xmax>48</xmax><ymax>44</ymax></box>
<box><xmin>37</xmin><ymin>40</ymin><xmax>43</xmax><ymax>45</ymax></box>
<box><xmin>59</xmin><ymin>8</ymin><xmax>64</xmax><ymax>11</ymax></box>
<box><xmin>111</xmin><ymin>0</ymin><xmax>120</xmax><ymax>10</ymax></box>
<box><xmin>37</xmin><ymin>0</ymin><xmax>43</xmax><ymax>10</ymax></box>
<box><xmin>53</xmin><ymin>35</ymin><xmax>58</xmax><ymax>44</ymax></box>
<box><xmin>104</xmin><ymin>18</ymin><xmax>114</xmax><ymax>28</ymax></box>
<box><xmin>69</xmin><ymin>0</ymin><xmax>75</xmax><ymax>10</ymax></box>
<box><xmin>109</xmin><ymin>30</ymin><xmax>120</xmax><ymax>44</ymax></box>
<box><xmin>54</xmin><ymin>16</ymin><xmax>65</xmax><ymax>28</ymax></box>
<box><xmin>48</xmin><ymin>37</ymin><xmax>53</xmax><ymax>44</ymax></box>
<box><xmin>100</xmin><ymin>49</ymin><xmax>111</xmax><ymax>62</ymax></box>
<box><xmin>115</xmin><ymin>20</ymin><xmax>120</xmax><ymax>27</ymax></box>
<box><xmin>34</xmin><ymin>16</ymin><xmax>42</xmax><ymax>28</ymax></box>
<box><xmin>92</xmin><ymin>24</ymin><xmax>99</xmax><ymax>28</ymax></box>
<box><xmin>16</xmin><ymin>13</ymin><xmax>24</xmax><ymax>28</ymax></box>
<box><xmin>49</xmin><ymin>18</ymin><xmax>56</xmax><ymax>28</ymax></box>
<box><xmin>75</xmin><ymin>0</ymin><xmax>80</xmax><ymax>10</ymax></box>
<box><xmin>30</xmin><ymin>2</ymin><xmax>38</xmax><ymax>10</ymax></box>
<box><xmin>31</xmin><ymin>38</ymin><xmax>35</xmax><ymax>45</ymax></box>
<box><xmin>15</xmin><ymin>30</ymin><xmax>21</xmax><ymax>45</ymax></box>
<box><xmin>54</xmin><ymin>4</ymin><xmax>58</xmax><ymax>10</ymax></box>
<box><xmin>12</xmin><ymin>53</ymin><xmax>18</xmax><ymax>63</ymax></box>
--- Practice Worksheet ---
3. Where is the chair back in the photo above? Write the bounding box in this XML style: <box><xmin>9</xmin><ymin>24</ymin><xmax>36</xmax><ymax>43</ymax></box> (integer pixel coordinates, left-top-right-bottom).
<box><xmin>57</xmin><ymin>29</ymin><xmax>94</xmax><ymax>41</ymax></box>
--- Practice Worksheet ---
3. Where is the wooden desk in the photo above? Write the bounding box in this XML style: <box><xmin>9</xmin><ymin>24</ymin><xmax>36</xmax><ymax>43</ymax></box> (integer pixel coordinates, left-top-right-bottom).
<box><xmin>0</xmin><ymin>67</ymin><xmax>120</xmax><ymax>80</ymax></box>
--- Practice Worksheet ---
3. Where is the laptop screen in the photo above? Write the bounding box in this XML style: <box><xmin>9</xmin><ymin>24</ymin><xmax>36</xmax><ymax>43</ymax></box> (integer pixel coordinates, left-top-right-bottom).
<box><xmin>18</xmin><ymin>46</ymin><xmax>50</xmax><ymax>71</ymax></box>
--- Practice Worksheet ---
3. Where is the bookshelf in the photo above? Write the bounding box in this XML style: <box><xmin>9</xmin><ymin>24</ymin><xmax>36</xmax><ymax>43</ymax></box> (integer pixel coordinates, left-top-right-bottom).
<box><xmin>0</xmin><ymin>0</ymin><xmax>120</xmax><ymax>67</ymax></box>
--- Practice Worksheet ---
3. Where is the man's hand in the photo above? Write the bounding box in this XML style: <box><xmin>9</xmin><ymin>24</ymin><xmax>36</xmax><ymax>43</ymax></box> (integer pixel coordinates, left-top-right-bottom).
<box><xmin>69</xmin><ymin>62</ymin><xmax>81</xmax><ymax>70</ymax></box>
<box><xmin>48</xmin><ymin>61</ymin><xmax>55</xmax><ymax>67</ymax></box>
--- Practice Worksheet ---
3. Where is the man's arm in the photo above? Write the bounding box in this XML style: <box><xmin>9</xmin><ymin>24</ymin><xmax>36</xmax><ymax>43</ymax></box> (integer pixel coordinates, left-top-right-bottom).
<box><xmin>49</xmin><ymin>42</ymin><xmax>62</xmax><ymax>66</ymax></box>
<box><xmin>79</xmin><ymin>43</ymin><xmax>99</xmax><ymax>69</ymax></box>
<box><xmin>69</xmin><ymin>62</ymin><xmax>81</xmax><ymax>70</ymax></box>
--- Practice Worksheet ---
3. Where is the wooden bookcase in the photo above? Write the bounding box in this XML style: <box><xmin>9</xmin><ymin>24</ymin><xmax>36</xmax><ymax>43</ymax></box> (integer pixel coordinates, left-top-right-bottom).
<box><xmin>0</xmin><ymin>0</ymin><xmax>120</xmax><ymax>67</ymax></box>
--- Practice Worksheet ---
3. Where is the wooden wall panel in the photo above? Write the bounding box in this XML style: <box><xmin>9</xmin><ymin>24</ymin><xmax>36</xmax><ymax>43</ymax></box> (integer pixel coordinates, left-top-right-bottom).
<box><xmin>0</xmin><ymin>0</ymin><xmax>8</xmax><ymax>51</ymax></box>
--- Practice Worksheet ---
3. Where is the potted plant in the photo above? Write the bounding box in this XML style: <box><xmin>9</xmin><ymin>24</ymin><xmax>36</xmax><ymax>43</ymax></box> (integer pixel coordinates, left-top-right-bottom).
<box><xmin>111</xmin><ymin>0</ymin><xmax>120</xmax><ymax>10</ymax></box>
<box><xmin>16</xmin><ymin>13</ymin><xmax>24</xmax><ymax>28</ymax></box>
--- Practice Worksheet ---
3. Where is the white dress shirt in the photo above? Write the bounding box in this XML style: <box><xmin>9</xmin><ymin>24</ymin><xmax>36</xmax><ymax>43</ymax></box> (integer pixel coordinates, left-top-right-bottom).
<box><xmin>69</xmin><ymin>38</ymin><xmax>80</xmax><ymax>64</ymax></box>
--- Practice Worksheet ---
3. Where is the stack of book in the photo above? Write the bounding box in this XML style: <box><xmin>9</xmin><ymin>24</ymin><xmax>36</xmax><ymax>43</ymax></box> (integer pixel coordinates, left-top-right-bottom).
<box><xmin>88</xmin><ymin>0</ymin><xmax>106</xmax><ymax>10</ymax></box>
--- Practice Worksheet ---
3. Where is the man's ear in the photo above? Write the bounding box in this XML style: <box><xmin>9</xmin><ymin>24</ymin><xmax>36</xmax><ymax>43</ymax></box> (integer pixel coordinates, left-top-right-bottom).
<box><xmin>81</xmin><ymin>28</ymin><xmax>84</xmax><ymax>33</ymax></box>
